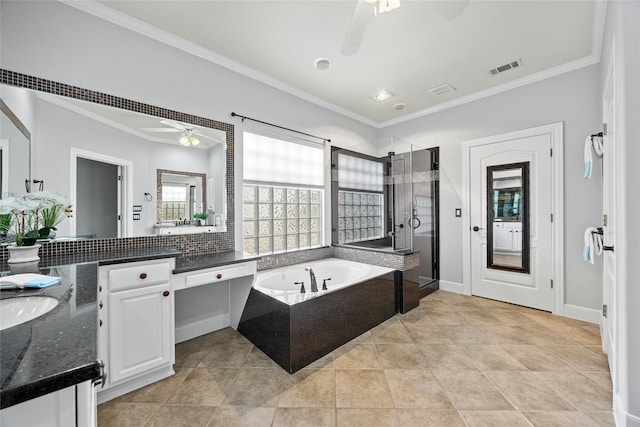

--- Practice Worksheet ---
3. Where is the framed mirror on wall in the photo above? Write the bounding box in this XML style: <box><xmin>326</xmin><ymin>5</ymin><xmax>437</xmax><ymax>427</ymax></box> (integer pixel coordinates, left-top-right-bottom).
<box><xmin>486</xmin><ymin>162</ymin><xmax>530</xmax><ymax>273</ymax></box>
<box><xmin>0</xmin><ymin>98</ymin><xmax>30</xmax><ymax>199</ymax></box>
<box><xmin>0</xmin><ymin>70</ymin><xmax>232</xmax><ymax>242</ymax></box>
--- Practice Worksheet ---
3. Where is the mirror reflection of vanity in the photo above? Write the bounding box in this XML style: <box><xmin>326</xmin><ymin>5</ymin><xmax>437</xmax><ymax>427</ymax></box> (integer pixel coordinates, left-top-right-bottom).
<box><xmin>0</xmin><ymin>79</ymin><xmax>230</xmax><ymax>239</ymax></box>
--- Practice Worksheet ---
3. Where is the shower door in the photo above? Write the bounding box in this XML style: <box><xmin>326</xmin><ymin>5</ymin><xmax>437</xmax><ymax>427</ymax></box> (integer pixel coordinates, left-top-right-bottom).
<box><xmin>391</xmin><ymin>152</ymin><xmax>412</xmax><ymax>251</ymax></box>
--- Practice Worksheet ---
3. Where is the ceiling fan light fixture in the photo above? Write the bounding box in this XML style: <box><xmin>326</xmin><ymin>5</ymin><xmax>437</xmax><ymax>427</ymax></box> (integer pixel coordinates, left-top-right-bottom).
<box><xmin>378</xmin><ymin>0</ymin><xmax>400</xmax><ymax>14</ymax></box>
<box><xmin>179</xmin><ymin>133</ymin><xmax>200</xmax><ymax>147</ymax></box>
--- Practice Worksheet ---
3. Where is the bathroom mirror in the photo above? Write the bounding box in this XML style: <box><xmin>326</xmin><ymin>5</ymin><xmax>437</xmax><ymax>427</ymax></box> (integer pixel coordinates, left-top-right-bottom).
<box><xmin>0</xmin><ymin>98</ymin><xmax>30</xmax><ymax>198</ymax></box>
<box><xmin>157</xmin><ymin>169</ymin><xmax>206</xmax><ymax>223</ymax></box>
<box><xmin>486</xmin><ymin>162</ymin><xmax>530</xmax><ymax>273</ymax></box>
<box><xmin>0</xmin><ymin>79</ymin><xmax>230</xmax><ymax>238</ymax></box>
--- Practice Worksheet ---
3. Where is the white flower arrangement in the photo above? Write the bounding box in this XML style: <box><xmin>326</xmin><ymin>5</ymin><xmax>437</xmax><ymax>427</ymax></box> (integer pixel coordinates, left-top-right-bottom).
<box><xmin>0</xmin><ymin>191</ymin><xmax>73</xmax><ymax>246</ymax></box>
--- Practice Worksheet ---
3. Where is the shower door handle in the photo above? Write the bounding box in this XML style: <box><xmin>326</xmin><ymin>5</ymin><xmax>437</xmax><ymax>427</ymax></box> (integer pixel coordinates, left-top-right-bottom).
<box><xmin>395</xmin><ymin>223</ymin><xmax>404</xmax><ymax>229</ymax></box>
<box><xmin>408</xmin><ymin>217</ymin><xmax>421</xmax><ymax>229</ymax></box>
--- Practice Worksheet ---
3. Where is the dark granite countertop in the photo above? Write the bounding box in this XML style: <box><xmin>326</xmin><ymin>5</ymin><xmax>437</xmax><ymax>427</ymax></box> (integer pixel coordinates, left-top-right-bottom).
<box><xmin>0</xmin><ymin>247</ymin><xmax>258</xmax><ymax>409</ymax></box>
<box><xmin>0</xmin><ymin>263</ymin><xmax>100</xmax><ymax>409</ymax></box>
<box><xmin>173</xmin><ymin>251</ymin><xmax>260</xmax><ymax>274</ymax></box>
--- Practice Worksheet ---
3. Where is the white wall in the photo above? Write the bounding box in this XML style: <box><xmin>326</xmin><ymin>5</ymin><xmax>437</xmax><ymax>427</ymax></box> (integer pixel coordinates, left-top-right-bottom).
<box><xmin>378</xmin><ymin>65</ymin><xmax>603</xmax><ymax>313</ymax></box>
<box><xmin>599</xmin><ymin>1</ymin><xmax>640</xmax><ymax>424</ymax></box>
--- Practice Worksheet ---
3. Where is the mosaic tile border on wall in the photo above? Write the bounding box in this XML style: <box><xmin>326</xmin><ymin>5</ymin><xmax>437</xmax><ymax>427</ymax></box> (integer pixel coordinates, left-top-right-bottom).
<box><xmin>0</xmin><ymin>69</ymin><xmax>235</xmax><ymax>261</ymax></box>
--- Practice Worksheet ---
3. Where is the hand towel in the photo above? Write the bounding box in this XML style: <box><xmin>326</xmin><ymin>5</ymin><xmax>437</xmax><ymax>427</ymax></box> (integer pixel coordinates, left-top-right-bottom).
<box><xmin>583</xmin><ymin>227</ymin><xmax>603</xmax><ymax>264</ymax></box>
<box><xmin>0</xmin><ymin>273</ymin><xmax>61</xmax><ymax>289</ymax></box>
<box><xmin>584</xmin><ymin>134</ymin><xmax>604</xmax><ymax>179</ymax></box>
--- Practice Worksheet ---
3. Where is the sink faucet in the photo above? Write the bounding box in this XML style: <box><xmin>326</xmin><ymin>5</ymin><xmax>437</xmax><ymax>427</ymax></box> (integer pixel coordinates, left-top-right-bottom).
<box><xmin>305</xmin><ymin>267</ymin><xmax>318</xmax><ymax>292</ymax></box>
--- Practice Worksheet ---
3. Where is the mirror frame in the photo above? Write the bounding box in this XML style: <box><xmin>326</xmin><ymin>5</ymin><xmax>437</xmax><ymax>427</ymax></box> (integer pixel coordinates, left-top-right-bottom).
<box><xmin>486</xmin><ymin>162</ymin><xmax>530</xmax><ymax>273</ymax></box>
<box><xmin>0</xmin><ymin>97</ymin><xmax>31</xmax><ymax>194</ymax></box>
<box><xmin>0</xmin><ymin>69</ymin><xmax>234</xmax><ymax>247</ymax></box>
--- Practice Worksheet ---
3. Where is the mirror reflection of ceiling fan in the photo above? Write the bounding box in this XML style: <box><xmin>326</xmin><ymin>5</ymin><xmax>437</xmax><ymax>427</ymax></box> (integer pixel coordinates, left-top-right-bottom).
<box><xmin>341</xmin><ymin>0</ymin><xmax>470</xmax><ymax>56</ymax></box>
<box><xmin>141</xmin><ymin>119</ymin><xmax>220</xmax><ymax>147</ymax></box>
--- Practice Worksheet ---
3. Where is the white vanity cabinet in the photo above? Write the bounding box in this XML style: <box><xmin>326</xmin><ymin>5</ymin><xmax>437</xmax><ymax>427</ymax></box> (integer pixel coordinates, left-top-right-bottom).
<box><xmin>97</xmin><ymin>258</ymin><xmax>175</xmax><ymax>403</ymax></box>
<box><xmin>493</xmin><ymin>222</ymin><xmax>522</xmax><ymax>252</ymax></box>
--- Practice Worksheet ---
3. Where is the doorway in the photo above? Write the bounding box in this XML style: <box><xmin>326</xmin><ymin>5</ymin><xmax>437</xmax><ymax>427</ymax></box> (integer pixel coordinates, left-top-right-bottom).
<box><xmin>70</xmin><ymin>148</ymin><xmax>133</xmax><ymax>238</ymax></box>
<box><xmin>462</xmin><ymin>123</ymin><xmax>564</xmax><ymax>312</ymax></box>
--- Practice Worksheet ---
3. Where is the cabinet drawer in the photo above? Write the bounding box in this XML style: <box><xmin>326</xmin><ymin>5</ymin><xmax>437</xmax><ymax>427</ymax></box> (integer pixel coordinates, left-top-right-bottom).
<box><xmin>109</xmin><ymin>262</ymin><xmax>171</xmax><ymax>291</ymax></box>
<box><xmin>185</xmin><ymin>264</ymin><xmax>254</xmax><ymax>289</ymax></box>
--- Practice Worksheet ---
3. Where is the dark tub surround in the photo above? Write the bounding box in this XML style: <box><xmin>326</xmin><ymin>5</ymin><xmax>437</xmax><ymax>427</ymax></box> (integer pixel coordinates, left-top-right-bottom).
<box><xmin>0</xmin><ymin>263</ymin><xmax>101</xmax><ymax>409</ymax></box>
<box><xmin>238</xmin><ymin>275</ymin><xmax>396</xmax><ymax>373</ymax></box>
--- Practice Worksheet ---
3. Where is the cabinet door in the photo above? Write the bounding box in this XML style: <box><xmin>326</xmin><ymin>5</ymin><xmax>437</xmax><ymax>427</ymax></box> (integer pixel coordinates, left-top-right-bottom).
<box><xmin>493</xmin><ymin>227</ymin><xmax>513</xmax><ymax>251</ymax></box>
<box><xmin>512</xmin><ymin>229</ymin><xmax>523</xmax><ymax>252</ymax></box>
<box><xmin>108</xmin><ymin>283</ymin><xmax>172</xmax><ymax>384</ymax></box>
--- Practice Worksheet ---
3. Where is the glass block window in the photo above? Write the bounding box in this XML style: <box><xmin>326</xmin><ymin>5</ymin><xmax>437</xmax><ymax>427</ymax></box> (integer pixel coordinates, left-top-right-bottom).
<box><xmin>243</xmin><ymin>185</ymin><xmax>323</xmax><ymax>255</ymax></box>
<box><xmin>161</xmin><ymin>185</ymin><xmax>187</xmax><ymax>221</ymax></box>
<box><xmin>337</xmin><ymin>191</ymin><xmax>383</xmax><ymax>244</ymax></box>
<box><xmin>243</xmin><ymin>131</ymin><xmax>324</xmax><ymax>255</ymax></box>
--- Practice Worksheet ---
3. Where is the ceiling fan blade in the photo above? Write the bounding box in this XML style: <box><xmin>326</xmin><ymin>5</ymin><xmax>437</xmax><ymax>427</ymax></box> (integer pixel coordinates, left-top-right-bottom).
<box><xmin>160</xmin><ymin>119</ymin><xmax>188</xmax><ymax>130</ymax></box>
<box><xmin>140</xmin><ymin>127</ymin><xmax>180</xmax><ymax>133</ymax></box>
<box><xmin>428</xmin><ymin>0</ymin><xmax>469</xmax><ymax>20</ymax></box>
<box><xmin>193</xmin><ymin>132</ymin><xmax>223</xmax><ymax>143</ymax></box>
<box><xmin>341</xmin><ymin>0</ymin><xmax>375</xmax><ymax>56</ymax></box>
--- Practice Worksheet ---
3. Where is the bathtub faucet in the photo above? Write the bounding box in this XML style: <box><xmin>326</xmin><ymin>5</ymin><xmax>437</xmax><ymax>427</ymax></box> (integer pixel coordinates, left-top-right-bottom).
<box><xmin>305</xmin><ymin>267</ymin><xmax>318</xmax><ymax>292</ymax></box>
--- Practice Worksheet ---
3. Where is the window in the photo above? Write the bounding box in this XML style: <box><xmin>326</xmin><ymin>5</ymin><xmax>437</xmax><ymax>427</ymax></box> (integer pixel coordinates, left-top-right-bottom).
<box><xmin>335</xmin><ymin>153</ymin><xmax>385</xmax><ymax>244</ymax></box>
<box><xmin>161</xmin><ymin>185</ymin><xmax>187</xmax><ymax>221</ymax></box>
<box><xmin>243</xmin><ymin>132</ymin><xmax>324</xmax><ymax>255</ymax></box>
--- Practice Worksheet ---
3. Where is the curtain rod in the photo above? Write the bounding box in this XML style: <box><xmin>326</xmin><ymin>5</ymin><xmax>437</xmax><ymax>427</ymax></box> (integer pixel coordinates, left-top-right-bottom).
<box><xmin>230</xmin><ymin>112</ymin><xmax>331</xmax><ymax>145</ymax></box>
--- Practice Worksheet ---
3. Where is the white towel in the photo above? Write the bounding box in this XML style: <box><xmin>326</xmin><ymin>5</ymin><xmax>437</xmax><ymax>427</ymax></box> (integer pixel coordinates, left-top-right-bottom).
<box><xmin>583</xmin><ymin>227</ymin><xmax>603</xmax><ymax>264</ymax></box>
<box><xmin>584</xmin><ymin>134</ymin><xmax>604</xmax><ymax>179</ymax></box>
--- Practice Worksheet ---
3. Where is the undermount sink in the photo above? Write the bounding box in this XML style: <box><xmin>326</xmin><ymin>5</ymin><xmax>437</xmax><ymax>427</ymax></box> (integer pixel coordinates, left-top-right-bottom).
<box><xmin>0</xmin><ymin>296</ymin><xmax>59</xmax><ymax>331</ymax></box>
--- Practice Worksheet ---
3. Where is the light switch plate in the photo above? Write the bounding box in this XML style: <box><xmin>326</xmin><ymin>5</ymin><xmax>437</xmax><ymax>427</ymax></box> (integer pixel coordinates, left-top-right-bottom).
<box><xmin>455</xmin><ymin>208</ymin><xmax>461</xmax><ymax>217</ymax></box>
<box><xmin>133</xmin><ymin>213</ymin><xmax>141</xmax><ymax>220</ymax></box>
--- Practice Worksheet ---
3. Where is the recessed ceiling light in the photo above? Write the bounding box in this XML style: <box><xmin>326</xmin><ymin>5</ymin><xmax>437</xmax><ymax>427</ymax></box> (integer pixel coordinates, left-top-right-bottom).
<box><xmin>314</xmin><ymin>57</ymin><xmax>331</xmax><ymax>70</ymax></box>
<box><xmin>374</xmin><ymin>89</ymin><xmax>395</xmax><ymax>101</ymax></box>
<box><xmin>393</xmin><ymin>103</ymin><xmax>406</xmax><ymax>111</ymax></box>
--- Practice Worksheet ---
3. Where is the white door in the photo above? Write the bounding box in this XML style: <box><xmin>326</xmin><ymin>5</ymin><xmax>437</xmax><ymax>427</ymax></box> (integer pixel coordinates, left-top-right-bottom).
<box><xmin>601</xmin><ymin>57</ymin><xmax>616</xmax><ymax>369</ymax></box>
<box><xmin>108</xmin><ymin>283</ymin><xmax>172</xmax><ymax>383</ymax></box>
<box><xmin>469</xmin><ymin>132</ymin><xmax>554</xmax><ymax>311</ymax></box>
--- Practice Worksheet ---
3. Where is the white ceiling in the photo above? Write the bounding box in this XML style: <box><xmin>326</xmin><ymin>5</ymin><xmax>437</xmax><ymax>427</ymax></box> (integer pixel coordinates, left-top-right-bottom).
<box><xmin>73</xmin><ymin>0</ymin><xmax>603</xmax><ymax>127</ymax></box>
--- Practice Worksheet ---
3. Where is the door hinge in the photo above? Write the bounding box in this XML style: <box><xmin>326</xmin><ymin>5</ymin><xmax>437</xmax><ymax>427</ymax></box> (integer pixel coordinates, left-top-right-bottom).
<box><xmin>550</xmin><ymin>213</ymin><xmax>554</xmax><ymax>222</ymax></box>
<box><xmin>603</xmin><ymin>123</ymin><xmax>608</xmax><ymax>136</ymax></box>
<box><xmin>550</xmin><ymin>147</ymin><xmax>553</xmax><ymax>157</ymax></box>
<box><xmin>603</xmin><ymin>304</ymin><xmax>608</xmax><ymax>317</ymax></box>
<box><xmin>117</xmin><ymin>175</ymin><xmax>123</xmax><ymax>181</ymax></box>
<box><xmin>550</xmin><ymin>279</ymin><xmax>554</xmax><ymax>289</ymax></box>
<box><xmin>603</xmin><ymin>214</ymin><xmax>608</xmax><ymax>227</ymax></box>
<box><xmin>117</xmin><ymin>215</ymin><xmax>122</xmax><ymax>221</ymax></box>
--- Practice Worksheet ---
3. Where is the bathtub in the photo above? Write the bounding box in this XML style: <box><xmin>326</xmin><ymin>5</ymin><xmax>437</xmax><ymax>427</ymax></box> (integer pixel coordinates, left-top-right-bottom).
<box><xmin>239</xmin><ymin>257</ymin><xmax>398</xmax><ymax>372</ymax></box>
<box><xmin>253</xmin><ymin>258</ymin><xmax>394</xmax><ymax>305</ymax></box>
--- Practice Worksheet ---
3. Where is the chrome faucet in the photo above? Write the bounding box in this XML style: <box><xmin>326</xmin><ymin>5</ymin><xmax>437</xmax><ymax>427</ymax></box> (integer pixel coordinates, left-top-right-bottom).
<box><xmin>305</xmin><ymin>267</ymin><xmax>318</xmax><ymax>292</ymax></box>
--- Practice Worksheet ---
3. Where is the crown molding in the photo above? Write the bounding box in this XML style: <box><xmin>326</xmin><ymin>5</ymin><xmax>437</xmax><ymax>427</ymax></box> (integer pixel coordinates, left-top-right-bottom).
<box><xmin>61</xmin><ymin>0</ymin><xmax>608</xmax><ymax>131</ymax></box>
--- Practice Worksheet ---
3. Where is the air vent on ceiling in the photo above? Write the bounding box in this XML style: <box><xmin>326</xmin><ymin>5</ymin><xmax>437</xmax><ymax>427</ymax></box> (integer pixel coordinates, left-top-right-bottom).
<box><xmin>490</xmin><ymin>58</ymin><xmax>523</xmax><ymax>76</ymax></box>
<box><xmin>428</xmin><ymin>83</ymin><xmax>456</xmax><ymax>96</ymax></box>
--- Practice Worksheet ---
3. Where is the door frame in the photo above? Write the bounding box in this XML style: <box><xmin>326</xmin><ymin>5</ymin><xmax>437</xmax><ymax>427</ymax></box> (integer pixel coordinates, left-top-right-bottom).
<box><xmin>461</xmin><ymin>122</ymin><xmax>564</xmax><ymax>314</ymax></box>
<box><xmin>69</xmin><ymin>147</ymin><xmax>134</xmax><ymax>238</ymax></box>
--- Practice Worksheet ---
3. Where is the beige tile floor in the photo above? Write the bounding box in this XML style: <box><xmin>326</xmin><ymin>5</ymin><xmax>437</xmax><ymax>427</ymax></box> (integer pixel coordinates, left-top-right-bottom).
<box><xmin>98</xmin><ymin>290</ymin><xmax>614</xmax><ymax>426</ymax></box>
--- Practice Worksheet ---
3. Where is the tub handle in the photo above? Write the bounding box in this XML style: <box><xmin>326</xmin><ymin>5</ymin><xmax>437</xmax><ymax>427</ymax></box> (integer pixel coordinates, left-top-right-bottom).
<box><xmin>294</xmin><ymin>281</ymin><xmax>306</xmax><ymax>293</ymax></box>
<box><xmin>322</xmin><ymin>278</ymin><xmax>332</xmax><ymax>290</ymax></box>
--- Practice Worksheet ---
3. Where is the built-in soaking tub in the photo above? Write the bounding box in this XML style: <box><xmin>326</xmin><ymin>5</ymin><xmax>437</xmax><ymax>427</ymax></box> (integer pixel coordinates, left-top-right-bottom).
<box><xmin>238</xmin><ymin>258</ymin><xmax>395</xmax><ymax>373</ymax></box>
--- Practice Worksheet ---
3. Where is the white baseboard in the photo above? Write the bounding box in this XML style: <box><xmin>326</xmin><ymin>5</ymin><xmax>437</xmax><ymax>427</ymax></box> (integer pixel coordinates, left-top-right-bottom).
<box><xmin>97</xmin><ymin>365</ymin><xmax>174</xmax><ymax>404</ymax></box>
<box><xmin>615</xmin><ymin>393</ymin><xmax>640</xmax><ymax>426</ymax></box>
<box><xmin>175</xmin><ymin>314</ymin><xmax>230</xmax><ymax>343</ymax></box>
<box><xmin>438</xmin><ymin>280</ymin><xmax>465</xmax><ymax>294</ymax></box>
<box><xmin>562</xmin><ymin>304</ymin><xmax>601</xmax><ymax>324</ymax></box>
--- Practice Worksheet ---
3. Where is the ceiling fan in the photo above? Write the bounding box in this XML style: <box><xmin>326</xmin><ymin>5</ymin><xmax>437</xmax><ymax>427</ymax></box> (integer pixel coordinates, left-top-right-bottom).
<box><xmin>341</xmin><ymin>0</ymin><xmax>470</xmax><ymax>56</ymax></box>
<box><xmin>141</xmin><ymin>119</ymin><xmax>221</xmax><ymax>147</ymax></box>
